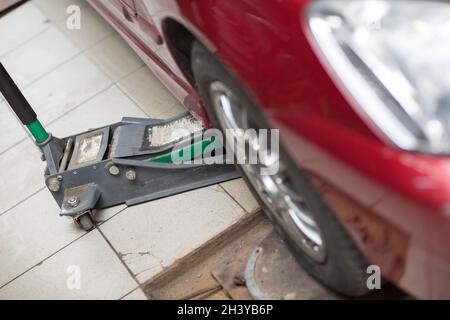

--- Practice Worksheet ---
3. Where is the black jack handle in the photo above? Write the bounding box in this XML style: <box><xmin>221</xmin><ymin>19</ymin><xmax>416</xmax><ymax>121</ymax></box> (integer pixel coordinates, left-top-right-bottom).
<box><xmin>0</xmin><ymin>62</ymin><xmax>49</xmax><ymax>143</ymax></box>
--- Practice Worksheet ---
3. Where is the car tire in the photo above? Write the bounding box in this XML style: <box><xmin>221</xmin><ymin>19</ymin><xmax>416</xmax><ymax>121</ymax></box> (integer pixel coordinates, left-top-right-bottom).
<box><xmin>191</xmin><ymin>40</ymin><xmax>371</xmax><ymax>297</ymax></box>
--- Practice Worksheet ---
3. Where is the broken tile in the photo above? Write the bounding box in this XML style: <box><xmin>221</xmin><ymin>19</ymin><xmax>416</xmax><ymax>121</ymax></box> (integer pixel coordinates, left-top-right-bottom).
<box><xmin>100</xmin><ymin>185</ymin><xmax>246</xmax><ymax>282</ymax></box>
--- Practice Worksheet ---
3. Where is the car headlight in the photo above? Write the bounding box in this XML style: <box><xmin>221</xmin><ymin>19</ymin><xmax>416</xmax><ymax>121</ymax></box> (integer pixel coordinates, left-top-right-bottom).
<box><xmin>308</xmin><ymin>0</ymin><xmax>450</xmax><ymax>154</ymax></box>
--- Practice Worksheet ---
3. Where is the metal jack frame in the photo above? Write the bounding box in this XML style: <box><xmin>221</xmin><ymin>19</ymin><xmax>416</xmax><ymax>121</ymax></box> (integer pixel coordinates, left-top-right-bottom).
<box><xmin>0</xmin><ymin>63</ymin><xmax>240</xmax><ymax>230</ymax></box>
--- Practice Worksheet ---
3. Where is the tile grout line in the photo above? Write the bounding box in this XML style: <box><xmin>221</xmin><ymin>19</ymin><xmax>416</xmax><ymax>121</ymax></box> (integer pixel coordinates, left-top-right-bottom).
<box><xmin>1</xmin><ymin>1</ymin><xmax>182</xmax><ymax>299</ymax></box>
<box><xmin>1</xmin><ymin>0</ymin><xmax>90</xmax><ymax>59</ymax></box>
<box><xmin>95</xmin><ymin>225</ymin><xmax>143</xmax><ymax>289</ymax></box>
<box><xmin>2</xmin><ymin>49</ymin><xmax>82</xmax><ymax>97</ymax></box>
<box><xmin>0</xmin><ymin>8</ymin><xmax>60</xmax><ymax>140</ymax></box>
<box><xmin>113</xmin><ymin>65</ymin><xmax>154</xmax><ymax>118</ymax></box>
<box><xmin>4</xmin><ymin>24</ymin><xmax>113</xmax><ymax>95</ymax></box>
<box><xmin>0</xmin><ymin>84</ymin><xmax>118</xmax><ymax>217</ymax></box>
<box><xmin>0</xmin><ymin>179</ymin><xmax>130</xmax><ymax>221</ymax></box>
<box><xmin>118</xmin><ymin>286</ymin><xmax>146</xmax><ymax>300</ymax></box>
<box><xmin>0</xmin><ymin>24</ymin><xmax>53</xmax><ymax>60</ymax></box>
<box><xmin>0</xmin><ymin>230</ymin><xmax>90</xmax><ymax>291</ymax></box>
<box><xmin>118</xmin><ymin>288</ymin><xmax>137</xmax><ymax>300</ymax></box>
<box><xmin>1</xmin><ymin>47</ymin><xmax>86</xmax><ymax>141</ymax></box>
<box><xmin>0</xmin><ymin>35</ymin><xmax>120</xmax><ymax>157</ymax></box>
<box><xmin>1</xmin><ymin>7</ymin><xmax>177</xmax><ymax>158</ymax></box>
<box><xmin>0</xmin><ymin>48</ymin><xmax>153</xmax><ymax>222</ymax></box>
<box><xmin>1</xmin><ymin>21</ymin><xmax>69</xmax><ymax>64</ymax></box>
<box><xmin>89</xmin><ymin>19</ymin><xmax>183</xmax><ymax>119</ymax></box>
<box><xmin>81</xmin><ymin>40</ymin><xmax>145</xmax><ymax>90</ymax></box>
<box><xmin>218</xmin><ymin>182</ymin><xmax>256</xmax><ymax>215</ymax></box>
<box><xmin>33</xmin><ymin>1</ymin><xmax>88</xmax><ymax>25</ymax></box>
<box><xmin>38</xmin><ymin>82</ymin><xmax>115</xmax><ymax>125</ymax></box>
<box><xmin>0</xmin><ymin>204</ymin><xmax>130</xmax><ymax>292</ymax></box>
<box><xmin>96</xmin><ymin>206</ymin><xmax>128</xmax><ymax>227</ymax></box>
<box><xmin>0</xmin><ymin>186</ymin><xmax>250</xmax><ymax>294</ymax></box>
<box><xmin>0</xmin><ymin>82</ymin><xmax>116</xmax><ymax>158</ymax></box>
<box><xmin>2</xmin><ymin>51</ymin><xmax>85</xmax><ymax>141</ymax></box>
<box><xmin>115</xmin><ymin>73</ymin><xmax>183</xmax><ymax>120</ymax></box>
<box><xmin>1</xmin><ymin>28</ymin><xmax>145</xmax><ymax>157</ymax></box>
<box><xmin>1</xmin><ymin>5</ymin><xmax>116</xmax><ymax>137</ymax></box>
<box><xmin>0</xmin><ymin>186</ymin><xmax>45</xmax><ymax>218</ymax></box>
<box><xmin>4</xmin><ymin>46</ymin><xmax>83</xmax><ymax>90</ymax></box>
<box><xmin>0</xmin><ymin>134</ymin><xmax>36</xmax><ymax>157</ymax></box>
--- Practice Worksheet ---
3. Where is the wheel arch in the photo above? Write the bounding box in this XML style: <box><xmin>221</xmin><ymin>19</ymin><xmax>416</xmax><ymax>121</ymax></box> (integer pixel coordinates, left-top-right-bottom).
<box><xmin>162</xmin><ymin>18</ymin><xmax>217</xmax><ymax>88</ymax></box>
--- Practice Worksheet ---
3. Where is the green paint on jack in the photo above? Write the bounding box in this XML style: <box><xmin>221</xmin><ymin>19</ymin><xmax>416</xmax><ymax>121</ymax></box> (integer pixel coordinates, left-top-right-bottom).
<box><xmin>27</xmin><ymin>119</ymin><xmax>49</xmax><ymax>143</ymax></box>
<box><xmin>149</xmin><ymin>136</ymin><xmax>222</xmax><ymax>164</ymax></box>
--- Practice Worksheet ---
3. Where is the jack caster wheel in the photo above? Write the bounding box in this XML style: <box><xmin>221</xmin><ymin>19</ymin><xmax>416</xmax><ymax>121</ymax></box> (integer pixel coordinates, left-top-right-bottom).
<box><xmin>74</xmin><ymin>212</ymin><xmax>95</xmax><ymax>231</ymax></box>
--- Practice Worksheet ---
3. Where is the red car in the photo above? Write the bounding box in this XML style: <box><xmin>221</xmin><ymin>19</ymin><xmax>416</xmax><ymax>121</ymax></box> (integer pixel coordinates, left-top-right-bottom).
<box><xmin>89</xmin><ymin>0</ymin><xmax>450</xmax><ymax>299</ymax></box>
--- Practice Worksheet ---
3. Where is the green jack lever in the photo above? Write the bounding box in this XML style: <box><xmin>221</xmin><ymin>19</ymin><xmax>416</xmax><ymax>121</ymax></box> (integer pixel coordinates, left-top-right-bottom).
<box><xmin>0</xmin><ymin>62</ymin><xmax>65</xmax><ymax>175</ymax></box>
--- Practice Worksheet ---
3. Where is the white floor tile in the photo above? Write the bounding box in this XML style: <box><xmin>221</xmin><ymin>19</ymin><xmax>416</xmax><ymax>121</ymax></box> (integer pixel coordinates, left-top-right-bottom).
<box><xmin>100</xmin><ymin>185</ymin><xmax>246</xmax><ymax>282</ymax></box>
<box><xmin>33</xmin><ymin>0</ymin><xmax>87</xmax><ymax>23</ymax></box>
<box><xmin>87</xmin><ymin>32</ymin><xmax>144</xmax><ymax>82</ymax></box>
<box><xmin>95</xmin><ymin>205</ymin><xmax>127</xmax><ymax>225</ymax></box>
<box><xmin>0</xmin><ymin>230</ymin><xmax>137</xmax><ymax>300</ymax></box>
<box><xmin>1</xmin><ymin>26</ymin><xmax>80</xmax><ymax>88</ymax></box>
<box><xmin>56</xmin><ymin>3</ymin><xmax>114</xmax><ymax>51</ymax></box>
<box><xmin>0</xmin><ymin>101</ymin><xmax>27</xmax><ymax>154</ymax></box>
<box><xmin>221</xmin><ymin>178</ymin><xmax>260</xmax><ymax>214</ymax></box>
<box><xmin>118</xmin><ymin>67</ymin><xmax>185</xmax><ymax>119</ymax></box>
<box><xmin>23</xmin><ymin>54</ymin><xmax>112</xmax><ymax>125</ymax></box>
<box><xmin>0</xmin><ymin>190</ymin><xmax>85</xmax><ymax>287</ymax></box>
<box><xmin>0</xmin><ymin>2</ymin><xmax>51</xmax><ymax>57</ymax></box>
<box><xmin>0</xmin><ymin>139</ymin><xmax>45</xmax><ymax>214</ymax></box>
<box><xmin>0</xmin><ymin>1</ymin><xmax>22</xmax><ymax>12</ymax></box>
<box><xmin>47</xmin><ymin>85</ymin><xmax>146</xmax><ymax>138</ymax></box>
<box><xmin>121</xmin><ymin>287</ymin><xmax>147</xmax><ymax>300</ymax></box>
<box><xmin>0</xmin><ymin>86</ymin><xmax>141</xmax><ymax>215</ymax></box>
<box><xmin>0</xmin><ymin>0</ymin><xmax>253</xmax><ymax>300</ymax></box>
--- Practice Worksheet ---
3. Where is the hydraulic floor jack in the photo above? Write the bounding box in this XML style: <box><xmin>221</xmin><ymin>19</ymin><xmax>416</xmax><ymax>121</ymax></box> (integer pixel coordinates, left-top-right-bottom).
<box><xmin>0</xmin><ymin>63</ymin><xmax>240</xmax><ymax>230</ymax></box>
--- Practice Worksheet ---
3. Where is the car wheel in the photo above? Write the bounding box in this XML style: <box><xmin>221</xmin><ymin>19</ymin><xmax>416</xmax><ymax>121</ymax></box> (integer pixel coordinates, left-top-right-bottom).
<box><xmin>191</xmin><ymin>41</ymin><xmax>371</xmax><ymax>297</ymax></box>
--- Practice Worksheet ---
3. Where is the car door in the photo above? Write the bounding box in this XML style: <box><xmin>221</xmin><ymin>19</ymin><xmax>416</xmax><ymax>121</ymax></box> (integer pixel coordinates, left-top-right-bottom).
<box><xmin>134</xmin><ymin>1</ymin><xmax>163</xmax><ymax>46</ymax></box>
<box><xmin>120</xmin><ymin>0</ymin><xmax>136</xmax><ymax>15</ymax></box>
<box><xmin>93</xmin><ymin>0</ymin><xmax>203</xmax><ymax>121</ymax></box>
<box><xmin>133</xmin><ymin>1</ymin><xmax>202</xmax><ymax>119</ymax></box>
<box><xmin>108</xmin><ymin>0</ymin><xmax>136</xmax><ymax>21</ymax></box>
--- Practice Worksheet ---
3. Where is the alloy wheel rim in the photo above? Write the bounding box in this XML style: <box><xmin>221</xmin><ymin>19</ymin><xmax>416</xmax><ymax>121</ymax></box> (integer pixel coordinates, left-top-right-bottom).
<box><xmin>209</xmin><ymin>81</ymin><xmax>326</xmax><ymax>263</ymax></box>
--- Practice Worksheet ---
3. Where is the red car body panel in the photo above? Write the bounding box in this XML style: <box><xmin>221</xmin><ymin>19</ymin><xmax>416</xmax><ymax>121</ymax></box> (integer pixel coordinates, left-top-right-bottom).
<box><xmin>89</xmin><ymin>0</ymin><xmax>450</xmax><ymax>299</ymax></box>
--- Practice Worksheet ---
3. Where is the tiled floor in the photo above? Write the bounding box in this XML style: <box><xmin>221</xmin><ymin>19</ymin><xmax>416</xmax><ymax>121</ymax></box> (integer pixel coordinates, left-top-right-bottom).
<box><xmin>0</xmin><ymin>1</ymin><xmax>259</xmax><ymax>300</ymax></box>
